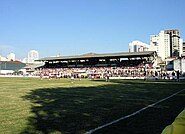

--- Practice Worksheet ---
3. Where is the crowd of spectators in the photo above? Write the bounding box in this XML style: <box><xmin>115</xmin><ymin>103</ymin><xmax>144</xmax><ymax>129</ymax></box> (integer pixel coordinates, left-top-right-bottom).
<box><xmin>33</xmin><ymin>62</ymin><xmax>175</xmax><ymax>80</ymax></box>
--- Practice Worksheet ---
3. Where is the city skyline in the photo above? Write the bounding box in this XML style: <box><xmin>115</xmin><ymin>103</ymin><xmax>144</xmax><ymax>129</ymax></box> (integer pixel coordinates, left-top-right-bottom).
<box><xmin>0</xmin><ymin>49</ymin><xmax>39</xmax><ymax>63</ymax></box>
<box><xmin>0</xmin><ymin>0</ymin><xmax>185</xmax><ymax>59</ymax></box>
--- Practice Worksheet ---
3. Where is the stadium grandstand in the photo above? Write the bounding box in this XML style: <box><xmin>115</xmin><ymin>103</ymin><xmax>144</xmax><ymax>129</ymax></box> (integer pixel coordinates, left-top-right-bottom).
<box><xmin>34</xmin><ymin>51</ymin><xmax>161</xmax><ymax>79</ymax></box>
<box><xmin>38</xmin><ymin>51</ymin><xmax>157</xmax><ymax>68</ymax></box>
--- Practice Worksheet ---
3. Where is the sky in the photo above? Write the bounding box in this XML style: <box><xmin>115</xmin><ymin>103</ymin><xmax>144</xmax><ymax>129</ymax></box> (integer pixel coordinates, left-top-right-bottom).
<box><xmin>0</xmin><ymin>0</ymin><xmax>185</xmax><ymax>60</ymax></box>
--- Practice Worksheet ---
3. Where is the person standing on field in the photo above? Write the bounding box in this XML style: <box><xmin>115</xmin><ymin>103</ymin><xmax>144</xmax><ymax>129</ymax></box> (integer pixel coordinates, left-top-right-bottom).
<box><xmin>176</xmin><ymin>70</ymin><xmax>180</xmax><ymax>82</ymax></box>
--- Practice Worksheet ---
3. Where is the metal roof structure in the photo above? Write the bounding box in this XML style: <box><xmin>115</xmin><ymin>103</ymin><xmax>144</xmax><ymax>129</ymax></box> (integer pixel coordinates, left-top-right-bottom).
<box><xmin>38</xmin><ymin>51</ymin><xmax>157</xmax><ymax>62</ymax></box>
<box><xmin>0</xmin><ymin>61</ymin><xmax>26</xmax><ymax>70</ymax></box>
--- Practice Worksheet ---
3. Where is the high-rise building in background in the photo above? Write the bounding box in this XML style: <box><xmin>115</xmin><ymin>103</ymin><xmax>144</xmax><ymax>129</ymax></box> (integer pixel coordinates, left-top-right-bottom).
<box><xmin>149</xmin><ymin>31</ymin><xmax>169</xmax><ymax>60</ymax></box>
<box><xmin>7</xmin><ymin>53</ymin><xmax>16</xmax><ymax>61</ymax></box>
<box><xmin>128</xmin><ymin>40</ymin><xmax>149</xmax><ymax>52</ymax></box>
<box><xmin>27</xmin><ymin>50</ymin><xmax>39</xmax><ymax>63</ymax></box>
<box><xmin>149</xmin><ymin>29</ymin><xmax>183</xmax><ymax>60</ymax></box>
<box><xmin>164</xmin><ymin>30</ymin><xmax>183</xmax><ymax>57</ymax></box>
<box><xmin>183</xmin><ymin>42</ymin><xmax>185</xmax><ymax>54</ymax></box>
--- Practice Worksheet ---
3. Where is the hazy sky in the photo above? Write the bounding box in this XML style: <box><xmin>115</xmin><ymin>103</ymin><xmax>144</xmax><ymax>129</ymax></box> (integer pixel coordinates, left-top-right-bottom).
<box><xmin>0</xmin><ymin>0</ymin><xmax>185</xmax><ymax>59</ymax></box>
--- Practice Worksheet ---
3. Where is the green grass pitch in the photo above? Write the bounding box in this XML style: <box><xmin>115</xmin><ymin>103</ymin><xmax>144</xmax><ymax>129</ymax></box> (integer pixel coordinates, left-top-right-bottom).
<box><xmin>0</xmin><ymin>77</ymin><xmax>185</xmax><ymax>134</ymax></box>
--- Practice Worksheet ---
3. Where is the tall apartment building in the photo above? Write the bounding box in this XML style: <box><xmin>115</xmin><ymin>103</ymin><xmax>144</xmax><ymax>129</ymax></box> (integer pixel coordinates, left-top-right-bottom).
<box><xmin>129</xmin><ymin>40</ymin><xmax>149</xmax><ymax>52</ymax></box>
<box><xmin>183</xmin><ymin>42</ymin><xmax>185</xmax><ymax>54</ymax></box>
<box><xmin>150</xmin><ymin>29</ymin><xmax>183</xmax><ymax>60</ymax></box>
<box><xmin>164</xmin><ymin>30</ymin><xmax>182</xmax><ymax>57</ymax></box>
<box><xmin>7</xmin><ymin>53</ymin><xmax>16</xmax><ymax>61</ymax></box>
<box><xmin>27</xmin><ymin>50</ymin><xmax>39</xmax><ymax>63</ymax></box>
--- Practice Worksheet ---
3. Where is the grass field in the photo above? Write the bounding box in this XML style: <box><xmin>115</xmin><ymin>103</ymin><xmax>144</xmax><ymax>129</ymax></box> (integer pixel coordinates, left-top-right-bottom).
<box><xmin>0</xmin><ymin>77</ymin><xmax>185</xmax><ymax>134</ymax></box>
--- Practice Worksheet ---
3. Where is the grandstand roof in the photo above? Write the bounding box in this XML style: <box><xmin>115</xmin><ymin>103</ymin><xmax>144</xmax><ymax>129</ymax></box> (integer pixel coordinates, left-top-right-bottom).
<box><xmin>23</xmin><ymin>63</ymin><xmax>45</xmax><ymax>69</ymax></box>
<box><xmin>38</xmin><ymin>51</ymin><xmax>157</xmax><ymax>61</ymax></box>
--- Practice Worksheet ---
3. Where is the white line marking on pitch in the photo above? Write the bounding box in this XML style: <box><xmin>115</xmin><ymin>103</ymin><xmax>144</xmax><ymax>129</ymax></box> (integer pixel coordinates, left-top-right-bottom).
<box><xmin>85</xmin><ymin>88</ymin><xmax>185</xmax><ymax>134</ymax></box>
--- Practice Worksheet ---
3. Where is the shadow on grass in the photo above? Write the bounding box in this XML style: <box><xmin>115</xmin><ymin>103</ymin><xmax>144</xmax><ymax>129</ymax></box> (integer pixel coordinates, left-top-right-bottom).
<box><xmin>94</xmin><ymin>78</ymin><xmax>183</xmax><ymax>85</ymax></box>
<box><xmin>21</xmin><ymin>80</ymin><xmax>185</xmax><ymax>134</ymax></box>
